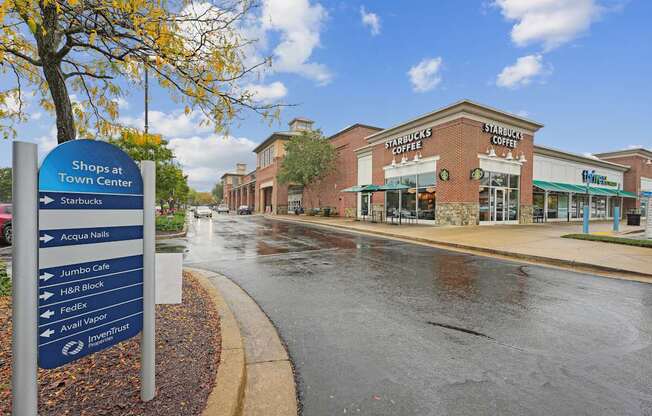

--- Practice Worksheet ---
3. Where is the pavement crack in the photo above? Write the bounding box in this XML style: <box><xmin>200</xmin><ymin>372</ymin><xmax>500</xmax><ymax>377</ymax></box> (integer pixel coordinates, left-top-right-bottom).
<box><xmin>427</xmin><ymin>321</ymin><xmax>495</xmax><ymax>340</ymax></box>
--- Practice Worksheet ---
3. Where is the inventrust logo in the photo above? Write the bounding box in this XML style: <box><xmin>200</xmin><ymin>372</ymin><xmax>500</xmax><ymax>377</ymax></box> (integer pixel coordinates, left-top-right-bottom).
<box><xmin>62</xmin><ymin>340</ymin><xmax>84</xmax><ymax>356</ymax></box>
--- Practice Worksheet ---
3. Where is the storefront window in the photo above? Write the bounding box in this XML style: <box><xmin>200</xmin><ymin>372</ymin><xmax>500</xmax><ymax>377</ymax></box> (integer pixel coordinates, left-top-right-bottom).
<box><xmin>491</xmin><ymin>173</ymin><xmax>508</xmax><ymax>187</ymax></box>
<box><xmin>385</xmin><ymin>171</ymin><xmax>437</xmax><ymax>221</ymax></box>
<box><xmin>417</xmin><ymin>190</ymin><xmax>436</xmax><ymax>220</ymax></box>
<box><xmin>533</xmin><ymin>193</ymin><xmax>544</xmax><ymax>219</ymax></box>
<box><xmin>547</xmin><ymin>194</ymin><xmax>558</xmax><ymax>219</ymax></box>
<box><xmin>479</xmin><ymin>187</ymin><xmax>490</xmax><ymax>222</ymax></box>
<box><xmin>418</xmin><ymin>172</ymin><xmax>436</xmax><ymax>187</ymax></box>
<box><xmin>508</xmin><ymin>189</ymin><xmax>519</xmax><ymax>221</ymax></box>
<box><xmin>592</xmin><ymin>196</ymin><xmax>607</xmax><ymax>218</ymax></box>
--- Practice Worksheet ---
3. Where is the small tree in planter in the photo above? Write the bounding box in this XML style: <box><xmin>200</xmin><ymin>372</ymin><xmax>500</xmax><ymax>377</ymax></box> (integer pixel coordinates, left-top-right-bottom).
<box><xmin>277</xmin><ymin>129</ymin><xmax>336</xmax><ymax>212</ymax></box>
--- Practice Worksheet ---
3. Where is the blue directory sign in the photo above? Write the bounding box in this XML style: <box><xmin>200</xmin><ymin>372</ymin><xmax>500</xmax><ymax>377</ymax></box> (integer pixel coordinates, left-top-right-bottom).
<box><xmin>38</xmin><ymin>140</ymin><xmax>144</xmax><ymax>369</ymax></box>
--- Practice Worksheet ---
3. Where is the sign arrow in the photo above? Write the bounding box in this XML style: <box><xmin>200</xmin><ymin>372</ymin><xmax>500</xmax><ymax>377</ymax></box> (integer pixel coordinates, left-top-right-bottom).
<box><xmin>40</xmin><ymin>328</ymin><xmax>55</xmax><ymax>338</ymax></box>
<box><xmin>39</xmin><ymin>291</ymin><xmax>54</xmax><ymax>301</ymax></box>
<box><xmin>39</xmin><ymin>195</ymin><xmax>54</xmax><ymax>205</ymax></box>
<box><xmin>39</xmin><ymin>272</ymin><xmax>54</xmax><ymax>282</ymax></box>
<box><xmin>39</xmin><ymin>234</ymin><xmax>54</xmax><ymax>243</ymax></box>
<box><xmin>40</xmin><ymin>310</ymin><xmax>55</xmax><ymax>319</ymax></box>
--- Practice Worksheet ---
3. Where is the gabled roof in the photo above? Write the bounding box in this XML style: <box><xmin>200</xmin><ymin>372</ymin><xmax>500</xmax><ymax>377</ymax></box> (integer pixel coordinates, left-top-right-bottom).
<box><xmin>252</xmin><ymin>131</ymin><xmax>300</xmax><ymax>154</ymax></box>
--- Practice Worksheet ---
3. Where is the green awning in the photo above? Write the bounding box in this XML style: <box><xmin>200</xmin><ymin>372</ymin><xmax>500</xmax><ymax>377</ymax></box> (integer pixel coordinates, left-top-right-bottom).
<box><xmin>619</xmin><ymin>190</ymin><xmax>638</xmax><ymax>199</ymax></box>
<box><xmin>377</xmin><ymin>183</ymin><xmax>411</xmax><ymax>191</ymax></box>
<box><xmin>361</xmin><ymin>184</ymin><xmax>383</xmax><ymax>192</ymax></box>
<box><xmin>341</xmin><ymin>185</ymin><xmax>366</xmax><ymax>193</ymax></box>
<box><xmin>533</xmin><ymin>180</ymin><xmax>637</xmax><ymax>198</ymax></box>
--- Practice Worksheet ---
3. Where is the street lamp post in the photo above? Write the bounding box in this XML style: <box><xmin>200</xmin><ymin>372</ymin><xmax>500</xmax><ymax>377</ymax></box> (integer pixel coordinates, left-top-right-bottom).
<box><xmin>144</xmin><ymin>55</ymin><xmax>156</xmax><ymax>135</ymax></box>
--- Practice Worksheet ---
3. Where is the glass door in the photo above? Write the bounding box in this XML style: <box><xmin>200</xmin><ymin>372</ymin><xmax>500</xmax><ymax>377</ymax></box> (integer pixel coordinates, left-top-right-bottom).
<box><xmin>360</xmin><ymin>193</ymin><xmax>370</xmax><ymax>218</ymax></box>
<box><xmin>494</xmin><ymin>188</ymin><xmax>507</xmax><ymax>222</ymax></box>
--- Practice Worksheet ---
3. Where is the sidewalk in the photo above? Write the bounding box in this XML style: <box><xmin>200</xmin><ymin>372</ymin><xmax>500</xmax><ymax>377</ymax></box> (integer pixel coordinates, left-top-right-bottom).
<box><xmin>273</xmin><ymin>215</ymin><xmax>652</xmax><ymax>281</ymax></box>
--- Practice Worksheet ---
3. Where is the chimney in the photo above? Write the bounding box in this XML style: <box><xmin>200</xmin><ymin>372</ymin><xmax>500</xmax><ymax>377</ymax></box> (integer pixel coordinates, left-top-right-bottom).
<box><xmin>288</xmin><ymin>117</ymin><xmax>314</xmax><ymax>132</ymax></box>
<box><xmin>236</xmin><ymin>163</ymin><xmax>247</xmax><ymax>175</ymax></box>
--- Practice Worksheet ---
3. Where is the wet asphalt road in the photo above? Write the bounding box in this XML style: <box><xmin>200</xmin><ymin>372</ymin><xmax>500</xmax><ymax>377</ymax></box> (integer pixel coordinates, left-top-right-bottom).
<box><xmin>165</xmin><ymin>215</ymin><xmax>652</xmax><ymax>416</ymax></box>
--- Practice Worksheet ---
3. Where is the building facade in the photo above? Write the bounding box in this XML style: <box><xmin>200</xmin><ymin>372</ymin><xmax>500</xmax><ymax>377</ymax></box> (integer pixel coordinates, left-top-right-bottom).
<box><xmin>220</xmin><ymin>99</ymin><xmax>647</xmax><ymax>225</ymax></box>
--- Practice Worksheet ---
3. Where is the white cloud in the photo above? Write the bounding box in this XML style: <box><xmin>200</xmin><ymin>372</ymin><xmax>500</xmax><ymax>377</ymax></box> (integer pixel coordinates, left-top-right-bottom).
<box><xmin>493</xmin><ymin>0</ymin><xmax>603</xmax><ymax>51</ymax></box>
<box><xmin>496</xmin><ymin>54</ymin><xmax>546</xmax><ymax>88</ymax></box>
<box><xmin>244</xmin><ymin>81</ymin><xmax>288</xmax><ymax>103</ymax></box>
<box><xmin>33</xmin><ymin>125</ymin><xmax>58</xmax><ymax>159</ymax></box>
<box><xmin>121</xmin><ymin>109</ymin><xmax>213</xmax><ymax>138</ymax></box>
<box><xmin>113</xmin><ymin>97</ymin><xmax>129</xmax><ymax>110</ymax></box>
<box><xmin>261</xmin><ymin>0</ymin><xmax>331</xmax><ymax>85</ymax></box>
<box><xmin>168</xmin><ymin>134</ymin><xmax>257</xmax><ymax>191</ymax></box>
<box><xmin>360</xmin><ymin>6</ymin><xmax>381</xmax><ymax>36</ymax></box>
<box><xmin>408</xmin><ymin>57</ymin><xmax>443</xmax><ymax>93</ymax></box>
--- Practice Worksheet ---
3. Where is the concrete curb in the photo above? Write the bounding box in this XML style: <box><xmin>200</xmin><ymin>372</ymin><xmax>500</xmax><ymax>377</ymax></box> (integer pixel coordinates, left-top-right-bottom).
<box><xmin>190</xmin><ymin>267</ymin><xmax>298</xmax><ymax>416</ymax></box>
<box><xmin>155</xmin><ymin>222</ymin><xmax>188</xmax><ymax>240</ymax></box>
<box><xmin>271</xmin><ymin>216</ymin><xmax>652</xmax><ymax>282</ymax></box>
<box><xmin>192</xmin><ymin>270</ymin><xmax>247</xmax><ymax>416</ymax></box>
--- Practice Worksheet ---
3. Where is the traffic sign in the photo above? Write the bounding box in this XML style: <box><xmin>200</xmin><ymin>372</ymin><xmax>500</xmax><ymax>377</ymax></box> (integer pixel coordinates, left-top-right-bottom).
<box><xmin>38</xmin><ymin>140</ymin><xmax>144</xmax><ymax>369</ymax></box>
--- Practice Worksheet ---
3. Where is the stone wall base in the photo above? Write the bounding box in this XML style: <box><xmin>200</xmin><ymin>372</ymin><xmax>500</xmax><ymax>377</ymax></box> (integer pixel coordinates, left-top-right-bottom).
<box><xmin>436</xmin><ymin>203</ymin><xmax>479</xmax><ymax>226</ymax></box>
<box><xmin>519</xmin><ymin>204</ymin><xmax>533</xmax><ymax>224</ymax></box>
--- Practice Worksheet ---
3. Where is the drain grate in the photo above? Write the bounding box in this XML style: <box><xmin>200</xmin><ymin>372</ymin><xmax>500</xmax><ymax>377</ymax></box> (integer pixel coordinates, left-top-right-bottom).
<box><xmin>426</xmin><ymin>321</ymin><xmax>494</xmax><ymax>340</ymax></box>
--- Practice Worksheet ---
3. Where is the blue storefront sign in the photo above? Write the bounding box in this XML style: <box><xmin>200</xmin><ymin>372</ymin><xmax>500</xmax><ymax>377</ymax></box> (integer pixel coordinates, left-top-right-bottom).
<box><xmin>38</xmin><ymin>140</ymin><xmax>144</xmax><ymax>369</ymax></box>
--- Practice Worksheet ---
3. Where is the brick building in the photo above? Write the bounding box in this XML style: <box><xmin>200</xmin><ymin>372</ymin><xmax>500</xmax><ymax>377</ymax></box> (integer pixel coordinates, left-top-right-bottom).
<box><xmin>219</xmin><ymin>99</ymin><xmax>647</xmax><ymax>225</ymax></box>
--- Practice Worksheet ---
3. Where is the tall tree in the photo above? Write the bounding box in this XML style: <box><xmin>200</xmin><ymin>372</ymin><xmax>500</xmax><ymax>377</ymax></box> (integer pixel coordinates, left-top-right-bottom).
<box><xmin>277</xmin><ymin>129</ymin><xmax>336</xmax><ymax>207</ymax></box>
<box><xmin>0</xmin><ymin>168</ymin><xmax>11</xmax><ymax>202</ymax></box>
<box><xmin>110</xmin><ymin>130</ymin><xmax>188</xmax><ymax>209</ymax></box>
<box><xmin>212</xmin><ymin>182</ymin><xmax>224</xmax><ymax>202</ymax></box>
<box><xmin>0</xmin><ymin>0</ymin><xmax>280</xmax><ymax>142</ymax></box>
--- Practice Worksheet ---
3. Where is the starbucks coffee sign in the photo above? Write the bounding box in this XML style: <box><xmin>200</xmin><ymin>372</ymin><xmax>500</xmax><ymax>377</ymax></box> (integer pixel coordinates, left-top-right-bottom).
<box><xmin>483</xmin><ymin>123</ymin><xmax>523</xmax><ymax>149</ymax></box>
<box><xmin>385</xmin><ymin>127</ymin><xmax>432</xmax><ymax>155</ymax></box>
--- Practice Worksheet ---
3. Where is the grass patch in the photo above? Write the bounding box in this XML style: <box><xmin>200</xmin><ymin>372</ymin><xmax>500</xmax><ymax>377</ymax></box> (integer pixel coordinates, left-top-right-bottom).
<box><xmin>156</xmin><ymin>210</ymin><xmax>186</xmax><ymax>233</ymax></box>
<box><xmin>562</xmin><ymin>233</ymin><xmax>652</xmax><ymax>248</ymax></box>
<box><xmin>0</xmin><ymin>261</ymin><xmax>10</xmax><ymax>297</ymax></box>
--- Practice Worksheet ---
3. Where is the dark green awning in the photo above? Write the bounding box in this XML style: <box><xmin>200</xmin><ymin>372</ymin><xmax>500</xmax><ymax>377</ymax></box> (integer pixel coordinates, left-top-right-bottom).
<box><xmin>340</xmin><ymin>185</ymin><xmax>366</xmax><ymax>193</ymax></box>
<box><xmin>377</xmin><ymin>183</ymin><xmax>411</xmax><ymax>191</ymax></box>
<box><xmin>533</xmin><ymin>180</ymin><xmax>637</xmax><ymax>199</ymax></box>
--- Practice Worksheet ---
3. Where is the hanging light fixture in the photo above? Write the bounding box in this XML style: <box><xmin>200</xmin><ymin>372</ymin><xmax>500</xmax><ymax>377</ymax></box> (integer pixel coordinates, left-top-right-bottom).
<box><xmin>401</xmin><ymin>155</ymin><xmax>408</xmax><ymax>165</ymax></box>
<box><xmin>505</xmin><ymin>150</ymin><xmax>514</xmax><ymax>160</ymax></box>
<box><xmin>647</xmin><ymin>159</ymin><xmax>652</xmax><ymax>165</ymax></box>
<box><xmin>518</xmin><ymin>152</ymin><xmax>528</xmax><ymax>163</ymax></box>
<box><xmin>413</xmin><ymin>153</ymin><xmax>420</xmax><ymax>162</ymax></box>
<box><xmin>488</xmin><ymin>147</ymin><xmax>497</xmax><ymax>158</ymax></box>
<box><xmin>391</xmin><ymin>157</ymin><xmax>397</xmax><ymax>167</ymax></box>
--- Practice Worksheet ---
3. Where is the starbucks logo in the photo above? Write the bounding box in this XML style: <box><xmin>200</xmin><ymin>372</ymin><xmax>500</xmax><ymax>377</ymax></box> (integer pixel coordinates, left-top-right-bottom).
<box><xmin>470</xmin><ymin>168</ymin><xmax>485</xmax><ymax>181</ymax></box>
<box><xmin>439</xmin><ymin>169</ymin><xmax>450</xmax><ymax>181</ymax></box>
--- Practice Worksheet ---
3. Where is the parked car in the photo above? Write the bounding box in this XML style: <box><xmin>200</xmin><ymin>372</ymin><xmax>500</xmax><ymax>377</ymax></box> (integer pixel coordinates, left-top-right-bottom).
<box><xmin>238</xmin><ymin>205</ymin><xmax>252</xmax><ymax>215</ymax></box>
<box><xmin>194</xmin><ymin>206</ymin><xmax>213</xmax><ymax>218</ymax></box>
<box><xmin>0</xmin><ymin>204</ymin><xmax>12</xmax><ymax>244</ymax></box>
<box><xmin>216</xmin><ymin>204</ymin><xmax>229</xmax><ymax>214</ymax></box>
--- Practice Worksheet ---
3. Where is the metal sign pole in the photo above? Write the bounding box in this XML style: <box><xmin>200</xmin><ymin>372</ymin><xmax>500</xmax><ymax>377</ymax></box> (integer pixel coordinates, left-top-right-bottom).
<box><xmin>12</xmin><ymin>141</ymin><xmax>39</xmax><ymax>416</ymax></box>
<box><xmin>140</xmin><ymin>160</ymin><xmax>156</xmax><ymax>401</ymax></box>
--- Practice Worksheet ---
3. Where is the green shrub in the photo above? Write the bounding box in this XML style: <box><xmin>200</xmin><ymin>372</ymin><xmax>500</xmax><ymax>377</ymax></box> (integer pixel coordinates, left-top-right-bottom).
<box><xmin>156</xmin><ymin>210</ymin><xmax>187</xmax><ymax>232</ymax></box>
<box><xmin>0</xmin><ymin>261</ymin><xmax>10</xmax><ymax>297</ymax></box>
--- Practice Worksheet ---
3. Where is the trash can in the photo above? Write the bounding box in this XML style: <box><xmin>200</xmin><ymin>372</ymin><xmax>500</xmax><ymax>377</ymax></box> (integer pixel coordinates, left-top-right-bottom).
<box><xmin>627</xmin><ymin>213</ymin><xmax>641</xmax><ymax>226</ymax></box>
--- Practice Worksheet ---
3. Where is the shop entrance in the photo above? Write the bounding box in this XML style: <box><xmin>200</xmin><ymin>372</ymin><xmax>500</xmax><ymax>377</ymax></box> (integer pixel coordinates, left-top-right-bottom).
<box><xmin>359</xmin><ymin>193</ymin><xmax>371</xmax><ymax>219</ymax></box>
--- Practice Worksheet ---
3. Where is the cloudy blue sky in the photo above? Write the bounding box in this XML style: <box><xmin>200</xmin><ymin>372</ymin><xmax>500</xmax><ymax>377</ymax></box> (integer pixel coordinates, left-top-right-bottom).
<box><xmin>1</xmin><ymin>0</ymin><xmax>651</xmax><ymax>190</ymax></box>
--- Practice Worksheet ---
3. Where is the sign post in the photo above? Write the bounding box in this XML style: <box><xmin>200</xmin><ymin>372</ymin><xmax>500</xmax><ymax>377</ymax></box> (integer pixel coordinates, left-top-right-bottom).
<box><xmin>140</xmin><ymin>160</ymin><xmax>156</xmax><ymax>401</ymax></box>
<box><xmin>12</xmin><ymin>141</ymin><xmax>39</xmax><ymax>416</ymax></box>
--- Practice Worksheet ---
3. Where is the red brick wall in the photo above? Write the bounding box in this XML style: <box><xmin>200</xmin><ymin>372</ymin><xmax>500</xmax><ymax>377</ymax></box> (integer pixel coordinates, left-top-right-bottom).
<box><xmin>597</xmin><ymin>154</ymin><xmax>652</xmax><ymax>212</ymax></box>
<box><xmin>302</xmin><ymin>125</ymin><xmax>382</xmax><ymax>214</ymax></box>
<box><xmin>367</xmin><ymin>117</ymin><xmax>535</xmax><ymax>208</ymax></box>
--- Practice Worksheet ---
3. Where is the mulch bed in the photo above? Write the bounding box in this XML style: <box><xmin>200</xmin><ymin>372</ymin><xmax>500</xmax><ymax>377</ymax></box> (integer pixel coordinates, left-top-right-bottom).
<box><xmin>0</xmin><ymin>272</ymin><xmax>221</xmax><ymax>415</ymax></box>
